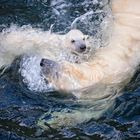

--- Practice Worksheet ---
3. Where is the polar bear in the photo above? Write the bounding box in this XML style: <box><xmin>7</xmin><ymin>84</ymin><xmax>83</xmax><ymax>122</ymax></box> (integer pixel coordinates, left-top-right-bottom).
<box><xmin>0</xmin><ymin>27</ymin><xmax>89</xmax><ymax>68</ymax></box>
<box><xmin>41</xmin><ymin>0</ymin><xmax>140</xmax><ymax>97</ymax></box>
<box><xmin>38</xmin><ymin>0</ymin><xmax>140</xmax><ymax>128</ymax></box>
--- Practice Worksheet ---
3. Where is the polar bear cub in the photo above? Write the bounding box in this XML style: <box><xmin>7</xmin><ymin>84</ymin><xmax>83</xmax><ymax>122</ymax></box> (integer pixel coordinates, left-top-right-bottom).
<box><xmin>38</xmin><ymin>0</ymin><xmax>140</xmax><ymax>129</ymax></box>
<box><xmin>0</xmin><ymin>27</ymin><xmax>89</xmax><ymax>67</ymax></box>
<box><xmin>40</xmin><ymin>0</ymin><xmax>140</xmax><ymax>96</ymax></box>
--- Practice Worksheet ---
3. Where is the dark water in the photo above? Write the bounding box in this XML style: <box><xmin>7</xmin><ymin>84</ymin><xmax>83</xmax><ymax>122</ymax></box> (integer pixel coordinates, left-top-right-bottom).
<box><xmin>0</xmin><ymin>0</ymin><xmax>140</xmax><ymax>139</ymax></box>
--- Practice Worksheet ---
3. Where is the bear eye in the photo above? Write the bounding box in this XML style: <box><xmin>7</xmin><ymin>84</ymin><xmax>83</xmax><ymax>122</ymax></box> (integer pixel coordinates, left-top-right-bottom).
<box><xmin>83</xmin><ymin>37</ymin><xmax>85</xmax><ymax>41</ymax></box>
<box><xmin>71</xmin><ymin>39</ymin><xmax>75</xmax><ymax>43</ymax></box>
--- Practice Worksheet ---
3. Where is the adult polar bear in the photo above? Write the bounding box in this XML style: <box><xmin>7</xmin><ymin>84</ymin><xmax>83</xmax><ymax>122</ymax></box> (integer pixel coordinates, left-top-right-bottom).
<box><xmin>38</xmin><ymin>0</ymin><xmax>140</xmax><ymax>128</ymax></box>
<box><xmin>41</xmin><ymin>0</ymin><xmax>140</xmax><ymax>98</ymax></box>
<box><xmin>0</xmin><ymin>28</ymin><xmax>88</xmax><ymax>68</ymax></box>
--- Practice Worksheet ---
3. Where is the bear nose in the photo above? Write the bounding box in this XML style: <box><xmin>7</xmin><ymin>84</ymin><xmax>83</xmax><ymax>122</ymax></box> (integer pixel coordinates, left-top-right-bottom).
<box><xmin>40</xmin><ymin>59</ymin><xmax>45</xmax><ymax>67</ymax></box>
<box><xmin>80</xmin><ymin>44</ymin><xmax>86</xmax><ymax>51</ymax></box>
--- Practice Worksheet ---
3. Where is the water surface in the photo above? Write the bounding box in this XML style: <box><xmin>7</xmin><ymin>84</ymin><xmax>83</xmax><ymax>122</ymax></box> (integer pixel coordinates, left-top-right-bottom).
<box><xmin>0</xmin><ymin>0</ymin><xmax>140</xmax><ymax>139</ymax></box>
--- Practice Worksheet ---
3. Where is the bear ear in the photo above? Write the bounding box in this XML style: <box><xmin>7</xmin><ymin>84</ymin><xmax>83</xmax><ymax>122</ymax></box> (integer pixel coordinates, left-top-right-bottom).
<box><xmin>85</xmin><ymin>35</ymin><xmax>90</xmax><ymax>40</ymax></box>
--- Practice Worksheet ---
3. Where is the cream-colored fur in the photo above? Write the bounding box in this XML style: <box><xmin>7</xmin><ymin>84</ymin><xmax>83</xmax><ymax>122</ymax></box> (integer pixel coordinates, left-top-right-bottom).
<box><xmin>0</xmin><ymin>28</ymin><xmax>88</xmax><ymax>67</ymax></box>
<box><xmin>41</xmin><ymin>0</ymin><xmax>140</xmax><ymax>98</ymax></box>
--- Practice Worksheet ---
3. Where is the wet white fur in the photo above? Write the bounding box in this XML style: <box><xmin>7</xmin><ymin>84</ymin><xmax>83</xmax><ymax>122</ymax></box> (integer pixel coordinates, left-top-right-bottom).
<box><xmin>42</xmin><ymin>0</ymin><xmax>140</xmax><ymax>98</ymax></box>
<box><xmin>0</xmin><ymin>27</ymin><xmax>88</xmax><ymax>67</ymax></box>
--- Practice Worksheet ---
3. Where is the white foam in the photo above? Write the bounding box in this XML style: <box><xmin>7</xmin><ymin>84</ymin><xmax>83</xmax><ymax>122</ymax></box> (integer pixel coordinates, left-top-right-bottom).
<box><xmin>19</xmin><ymin>55</ymin><xmax>54</xmax><ymax>92</ymax></box>
<box><xmin>0</xmin><ymin>0</ymin><xmax>113</xmax><ymax>92</ymax></box>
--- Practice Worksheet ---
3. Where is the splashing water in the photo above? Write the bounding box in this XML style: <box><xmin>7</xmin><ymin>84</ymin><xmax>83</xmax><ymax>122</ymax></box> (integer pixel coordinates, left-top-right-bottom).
<box><xmin>0</xmin><ymin>0</ymin><xmax>140</xmax><ymax>139</ymax></box>
<box><xmin>19</xmin><ymin>55</ymin><xmax>54</xmax><ymax>92</ymax></box>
